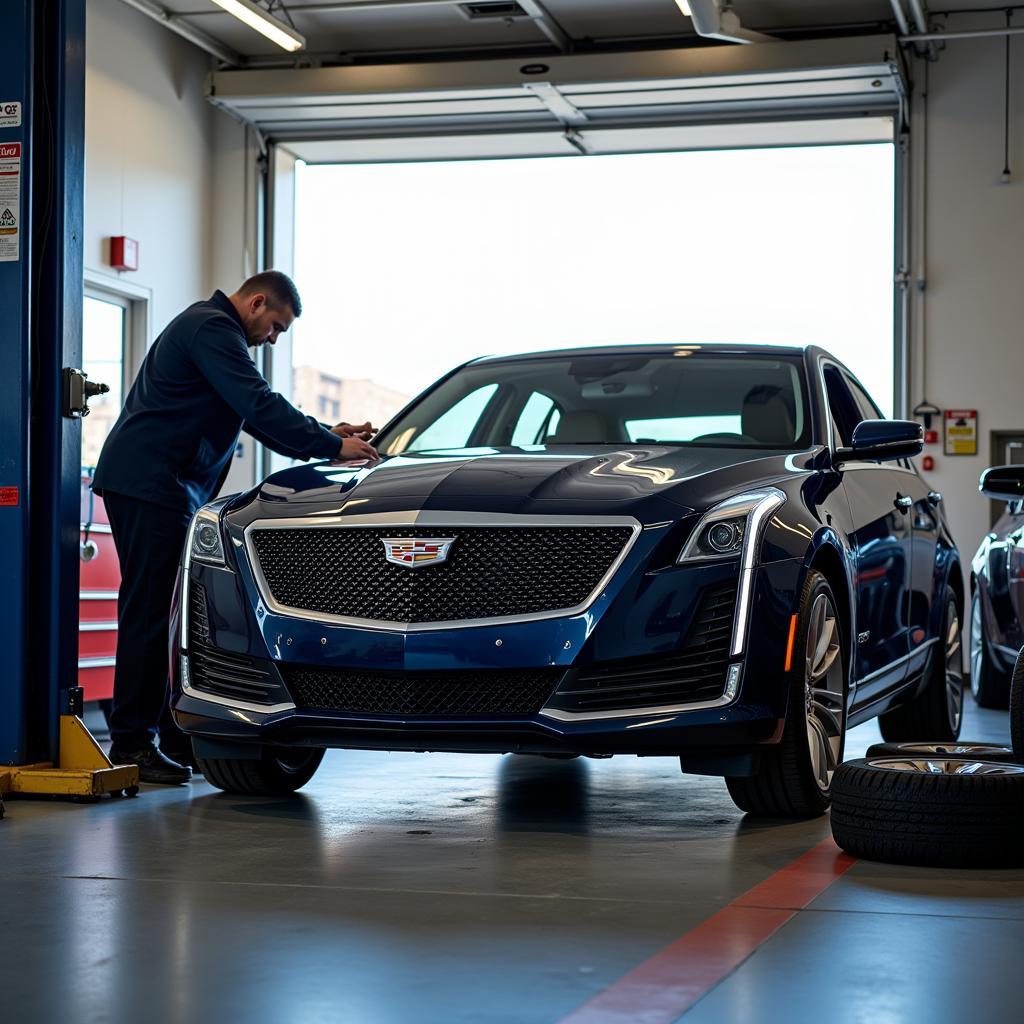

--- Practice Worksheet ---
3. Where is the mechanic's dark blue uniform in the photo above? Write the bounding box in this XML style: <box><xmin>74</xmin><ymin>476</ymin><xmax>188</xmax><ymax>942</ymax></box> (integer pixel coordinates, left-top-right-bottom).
<box><xmin>93</xmin><ymin>290</ymin><xmax>342</xmax><ymax>753</ymax></box>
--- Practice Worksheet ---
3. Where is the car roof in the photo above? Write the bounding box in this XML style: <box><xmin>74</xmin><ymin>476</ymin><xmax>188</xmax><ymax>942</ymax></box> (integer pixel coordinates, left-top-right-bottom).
<box><xmin>472</xmin><ymin>342</ymin><xmax>831</xmax><ymax>364</ymax></box>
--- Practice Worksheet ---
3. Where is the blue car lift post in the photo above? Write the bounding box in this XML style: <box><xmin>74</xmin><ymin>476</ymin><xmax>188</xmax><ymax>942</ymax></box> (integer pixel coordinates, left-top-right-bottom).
<box><xmin>0</xmin><ymin>0</ymin><xmax>138</xmax><ymax>816</ymax></box>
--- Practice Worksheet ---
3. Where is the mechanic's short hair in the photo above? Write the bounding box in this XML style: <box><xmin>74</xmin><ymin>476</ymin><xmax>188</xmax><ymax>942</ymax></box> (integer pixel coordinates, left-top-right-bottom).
<box><xmin>237</xmin><ymin>270</ymin><xmax>302</xmax><ymax>317</ymax></box>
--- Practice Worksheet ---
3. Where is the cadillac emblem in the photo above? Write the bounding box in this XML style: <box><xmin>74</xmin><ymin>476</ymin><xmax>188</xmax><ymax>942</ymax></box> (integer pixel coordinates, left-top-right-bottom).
<box><xmin>382</xmin><ymin>537</ymin><xmax>457</xmax><ymax>568</ymax></box>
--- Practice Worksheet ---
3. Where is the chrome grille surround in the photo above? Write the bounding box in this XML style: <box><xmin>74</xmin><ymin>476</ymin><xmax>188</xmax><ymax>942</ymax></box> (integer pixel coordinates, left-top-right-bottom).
<box><xmin>242</xmin><ymin>511</ymin><xmax>643</xmax><ymax>631</ymax></box>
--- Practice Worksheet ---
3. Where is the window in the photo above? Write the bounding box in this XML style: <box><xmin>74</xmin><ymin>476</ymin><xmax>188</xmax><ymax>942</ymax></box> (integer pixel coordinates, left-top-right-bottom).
<box><xmin>81</xmin><ymin>294</ymin><xmax>128</xmax><ymax>469</ymax></box>
<box><xmin>822</xmin><ymin>365</ymin><xmax>862</xmax><ymax>448</ymax></box>
<box><xmin>626</xmin><ymin>415</ymin><xmax>741</xmax><ymax>443</ymax></box>
<box><xmin>400</xmin><ymin>383</ymin><xmax>499</xmax><ymax>453</ymax></box>
<box><xmin>511</xmin><ymin>392</ymin><xmax>558</xmax><ymax>446</ymax></box>
<box><xmin>846</xmin><ymin>374</ymin><xmax>883</xmax><ymax>423</ymax></box>
<box><xmin>379</xmin><ymin>353</ymin><xmax>810</xmax><ymax>454</ymax></box>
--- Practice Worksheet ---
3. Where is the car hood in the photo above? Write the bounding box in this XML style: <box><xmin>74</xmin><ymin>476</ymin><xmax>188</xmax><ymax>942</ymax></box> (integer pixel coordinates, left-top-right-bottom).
<box><xmin>241</xmin><ymin>445</ymin><xmax>812</xmax><ymax>522</ymax></box>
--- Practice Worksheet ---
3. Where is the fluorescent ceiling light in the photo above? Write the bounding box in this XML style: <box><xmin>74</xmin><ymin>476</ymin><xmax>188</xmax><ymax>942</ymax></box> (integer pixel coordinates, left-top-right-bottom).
<box><xmin>674</xmin><ymin>0</ymin><xmax>692</xmax><ymax>15</ymax></box>
<box><xmin>211</xmin><ymin>0</ymin><xmax>306</xmax><ymax>52</ymax></box>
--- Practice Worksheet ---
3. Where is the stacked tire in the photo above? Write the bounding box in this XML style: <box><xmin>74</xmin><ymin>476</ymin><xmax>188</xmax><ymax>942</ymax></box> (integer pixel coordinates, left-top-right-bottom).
<box><xmin>830</xmin><ymin>651</ymin><xmax>1024</xmax><ymax>869</ymax></box>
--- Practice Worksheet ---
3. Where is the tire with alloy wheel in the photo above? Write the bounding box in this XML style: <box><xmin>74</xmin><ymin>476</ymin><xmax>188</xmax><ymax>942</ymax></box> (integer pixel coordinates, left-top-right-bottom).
<box><xmin>970</xmin><ymin>589</ymin><xmax>1010</xmax><ymax>709</ymax></box>
<box><xmin>725</xmin><ymin>570</ymin><xmax>846</xmax><ymax>818</ymax></box>
<box><xmin>831</xmin><ymin>757</ymin><xmax>1024</xmax><ymax>867</ymax></box>
<box><xmin>878</xmin><ymin>591</ymin><xmax>964</xmax><ymax>742</ymax></box>
<box><xmin>196</xmin><ymin>745</ymin><xmax>325</xmax><ymax>796</ymax></box>
<box><xmin>866</xmin><ymin>740</ymin><xmax>1018</xmax><ymax>764</ymax></box>
<box><xmin>1010</xmin><ymin>649</ymin><xmax>1024</xmax><ymax>761</ymax></box>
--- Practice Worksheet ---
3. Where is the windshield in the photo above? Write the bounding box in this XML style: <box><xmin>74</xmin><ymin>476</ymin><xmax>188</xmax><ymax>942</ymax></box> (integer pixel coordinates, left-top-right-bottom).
<box><xmin>375</xmin><ymin>350</ymin><xmax>812</xmax><ymax>456</ymax></box>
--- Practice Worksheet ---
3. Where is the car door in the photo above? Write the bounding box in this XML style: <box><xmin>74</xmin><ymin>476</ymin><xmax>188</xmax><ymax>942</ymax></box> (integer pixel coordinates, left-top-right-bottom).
<box><xmin>1000</xmin><ymin>505</ymin><xmax>1024</xmax><ymax>655</ymax></box>
<box><xmin>845</xmin><ymin>372</ymin><xmax>939</xmax><ymax>682</ymax></box>
<box><xmin>823</xmin><ymin>364</ymin><xmax>912</xmax><ymax>701</ymax></box>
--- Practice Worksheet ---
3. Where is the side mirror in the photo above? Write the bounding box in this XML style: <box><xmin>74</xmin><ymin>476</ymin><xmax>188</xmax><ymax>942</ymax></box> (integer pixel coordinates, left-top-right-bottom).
<box><xmin>980</xmin><ymin>465</ymin><xmax>1024</xmax><ymax>501</ymax></box>
<box><xmin>834</xmin><ymin>419</ymin><xmax>923</xmax><ymax>464</ymax></box>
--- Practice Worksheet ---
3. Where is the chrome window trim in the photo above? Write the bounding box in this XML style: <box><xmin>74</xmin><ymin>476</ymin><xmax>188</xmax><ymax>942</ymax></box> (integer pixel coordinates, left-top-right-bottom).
<box><xmin>242</xmin><ymin>511</ymin><xmax>643</xmax><ymax>633</ymax></box>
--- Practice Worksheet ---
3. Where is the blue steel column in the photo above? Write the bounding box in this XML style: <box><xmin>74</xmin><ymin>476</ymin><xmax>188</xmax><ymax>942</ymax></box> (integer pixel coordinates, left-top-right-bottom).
<box><xmin>0</xmin><ymin>0</ymin><xmax>85</xmax><ymax>765</ymax></box>
<box><xmin>0</xmin><ymin>2</ymin><xmax>33</xmax><ymax>765</ymax></box>
<box><xmin>27</xmin><ymin>0</ymin><xmax>86</xmax><ymax>763</ymax></box>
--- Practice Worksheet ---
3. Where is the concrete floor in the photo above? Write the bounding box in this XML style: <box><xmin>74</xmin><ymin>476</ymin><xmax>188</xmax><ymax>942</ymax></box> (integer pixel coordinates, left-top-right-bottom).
<box><xmin>2</xmin><ymin>701</ymin><xmax>1022</xmax><ymax>1024</ymax></box>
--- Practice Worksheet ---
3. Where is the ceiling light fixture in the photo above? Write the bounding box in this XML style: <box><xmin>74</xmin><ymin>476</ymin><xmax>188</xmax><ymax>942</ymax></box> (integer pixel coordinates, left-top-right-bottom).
<box><xmin>674</xmin><ymin>0</ymin><xmax>693</xmax><ymax>16</ymax></box>
<box><xmin>211</xmin><ymin>0</ymin><xmax>305</xmax><ymax>52</ymax></box>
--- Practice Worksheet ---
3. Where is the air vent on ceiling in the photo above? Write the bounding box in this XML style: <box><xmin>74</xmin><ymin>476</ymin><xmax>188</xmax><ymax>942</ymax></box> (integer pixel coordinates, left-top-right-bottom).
<box><xmin>460</xmin><ymin>2</ymin><xmax>528</xmax><ymax>19</ymax></box>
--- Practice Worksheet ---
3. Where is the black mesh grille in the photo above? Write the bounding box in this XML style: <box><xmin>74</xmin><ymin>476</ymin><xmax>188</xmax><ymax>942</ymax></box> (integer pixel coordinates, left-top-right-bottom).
<box><xmin>282</xmin><ymin>663</ymin><xmax>563</xmax><ymax>717</ymax></box>
<box><xmin>188</xmin><ymin>583</ymin><xmax>288</xmax><ymax>705</ymax></box>
<box><xmin>548</xmin><ymin>583</ymin><xmax>737</xmax><ymax>713</ymax></box>
<box><xmin>250</xmin><ymin>525</ymin><xmax>633</xmax><ymax>623</ymax></box>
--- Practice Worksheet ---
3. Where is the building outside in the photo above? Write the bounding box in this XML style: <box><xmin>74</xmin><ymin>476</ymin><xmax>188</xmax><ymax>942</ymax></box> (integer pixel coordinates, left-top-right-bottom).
<box><xmin>292</xmin><ymin>365</ymin><xmax>412</xmax><ymax>434</ymax></box>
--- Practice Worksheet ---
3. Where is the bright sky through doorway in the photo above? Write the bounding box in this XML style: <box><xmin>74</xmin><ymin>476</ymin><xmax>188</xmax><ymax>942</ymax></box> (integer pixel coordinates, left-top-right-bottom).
<box><xmin>293</xmin><ymin>143</ymin><xmax>895</xmax><ymax>416</ymax></box>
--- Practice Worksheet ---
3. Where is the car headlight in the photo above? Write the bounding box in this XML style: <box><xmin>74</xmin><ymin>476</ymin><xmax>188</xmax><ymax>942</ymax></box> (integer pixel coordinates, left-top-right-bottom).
<box><xmin>186</xmin><ymin>505</ymin><xmax>226</xmax><ymax>567</ymax></box>
<box><xmin>677</xmin><ymin>489</ymin><xmax>787</xmax><ymax>567</ymax></box>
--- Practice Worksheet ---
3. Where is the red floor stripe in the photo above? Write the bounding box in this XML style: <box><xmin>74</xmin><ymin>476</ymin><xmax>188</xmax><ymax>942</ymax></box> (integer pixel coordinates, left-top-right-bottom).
<box><xmin>558</xmin><ymin>837</ymin><xmax>856</xmax><ymax>1024</ymax></box>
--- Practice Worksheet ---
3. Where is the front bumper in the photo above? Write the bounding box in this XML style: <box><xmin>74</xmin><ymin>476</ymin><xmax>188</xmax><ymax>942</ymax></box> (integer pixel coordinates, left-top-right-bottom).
<box><xmin>169</xmin><ymin>538</ymin><xmax>804</xmax><ymax>758</ymax></box>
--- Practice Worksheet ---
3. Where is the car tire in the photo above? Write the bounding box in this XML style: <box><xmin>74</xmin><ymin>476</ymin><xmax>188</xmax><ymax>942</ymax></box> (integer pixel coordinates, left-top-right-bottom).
<box><xmin>865</xmin><ymin>740</ymin><xmax>1018</xmax><ymax>764</ymax></box>
<box><xmin>1010</xmin><ymin>649</ymin><xmax>1024</xmax><ymax>761</ymax></box>
<box><xmin>196</xmin><ymin>745</ymin><xmax>325</xmax><ymax>796</ymax></box>
<box><xmin>970</xmin><ymin>589</ymin><xmax>1010</xmax><ymax>709</ymax></box>
<box><xmin>878</xmin><ymin>591</ymin><xmax>964</xmax><ymax>743</ymax></box>
<box><xmin>830</xmin><ymin>757</ymin><xmax>1024</xmax><ymax>867</ymax></box>
<box><xmin>725</xmin><ymin>570</ymin><xmax>846</xmax><ymax>818</ymax></box>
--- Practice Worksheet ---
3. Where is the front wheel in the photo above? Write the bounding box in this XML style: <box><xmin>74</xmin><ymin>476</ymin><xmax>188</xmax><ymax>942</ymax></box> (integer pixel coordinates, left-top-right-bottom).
<box><xmin>970</xmin><ymin>588</ymin><xmax>1010</xmax><ymax>708</ymax></box>
<box><xmin>197</xmin><ymin>745</ymin><xmax>325</xmax><ymax>796</ymax></box>
<box><xmin>725</xmin><ymin>570</ymin><xmax>847</xmax><ymax>817</ymax></box>
<box><xmin>878</xmin><ymin>592</ymin><xmax>963</xmax><ymax>742</ymax></box>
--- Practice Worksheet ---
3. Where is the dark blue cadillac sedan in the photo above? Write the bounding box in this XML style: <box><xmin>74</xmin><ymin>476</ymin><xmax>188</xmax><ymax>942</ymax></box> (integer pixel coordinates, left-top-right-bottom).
<box><xmin>170</xmin><ymin>344</ymin><xmax>964</xmax><ymax>817</ymax></box>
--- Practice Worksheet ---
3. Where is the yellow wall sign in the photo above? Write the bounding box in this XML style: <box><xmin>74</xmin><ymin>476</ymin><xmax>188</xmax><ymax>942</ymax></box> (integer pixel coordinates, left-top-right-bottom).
<box><xmin>944</xmin><ymin>409</ymin><xmax>978</xmax><ymax>456</ymax></box>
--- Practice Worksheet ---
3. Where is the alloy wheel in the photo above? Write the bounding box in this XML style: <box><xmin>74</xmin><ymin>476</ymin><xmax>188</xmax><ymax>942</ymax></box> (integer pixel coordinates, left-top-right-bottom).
<box><xmin>804</xmin><ymin>591</ymin><xmax>845</xmax><ymax>793</ymax></box>
<box><xmin>868</xmin><ymin>757</ymin><xmax>1024</xmax><ymax>776</ymax></box>
<box><xmin>969</xmin><ymin>591</ymin><xmax>983</xmax><ymax>698</ymax></box>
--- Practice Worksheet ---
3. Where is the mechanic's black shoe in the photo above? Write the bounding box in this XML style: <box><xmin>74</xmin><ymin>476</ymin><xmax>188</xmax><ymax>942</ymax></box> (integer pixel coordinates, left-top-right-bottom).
<box><xmin>109</xmin><ymin>744</ymin><xmax>192</xmax><ymax>785</ymax></box>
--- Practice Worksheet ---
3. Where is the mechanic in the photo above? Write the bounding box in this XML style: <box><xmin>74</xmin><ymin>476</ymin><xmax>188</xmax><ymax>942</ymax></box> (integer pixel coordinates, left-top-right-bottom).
<box><xmin>92</xmin><ymin>271</ymin><xmax>378</xmax><ymax>784</ymax></box>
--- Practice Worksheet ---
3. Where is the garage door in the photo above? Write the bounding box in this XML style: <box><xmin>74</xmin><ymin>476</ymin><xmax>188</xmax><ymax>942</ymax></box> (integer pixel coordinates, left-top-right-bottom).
<box><xmin>207</xmin><ymin>33</ymin><xmax>904</xmax><ymax>160</ymax></box>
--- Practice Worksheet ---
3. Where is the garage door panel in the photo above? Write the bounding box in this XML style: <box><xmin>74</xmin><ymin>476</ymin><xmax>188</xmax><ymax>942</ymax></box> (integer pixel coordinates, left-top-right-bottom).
<box><xmin>207</xmin><ymin>35</ymin><xmax>905</xmax><ymax>146</ymax></box>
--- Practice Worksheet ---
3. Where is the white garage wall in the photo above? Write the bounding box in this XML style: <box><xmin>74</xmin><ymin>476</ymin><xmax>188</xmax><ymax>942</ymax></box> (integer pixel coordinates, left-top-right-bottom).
<box><xmin>910</xmin><ymin>15</ymin><xmax>1024</xmax><ymax>569</ymax></box>
<box><xmin>84</xmin><ymin>0</ymin><xmax>258</xmax><ymax>492</ymax></box>
<box><xmin>84</xmin><ymin>0</ymin><xmax>254</xmax><ymax>341</ymax></box>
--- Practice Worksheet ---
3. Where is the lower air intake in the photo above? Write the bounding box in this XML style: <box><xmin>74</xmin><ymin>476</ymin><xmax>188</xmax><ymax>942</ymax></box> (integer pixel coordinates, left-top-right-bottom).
<box><xmin>282</xmin><ymin>664</ymin><xmax>563</xmax><ymax>717</ymax></box>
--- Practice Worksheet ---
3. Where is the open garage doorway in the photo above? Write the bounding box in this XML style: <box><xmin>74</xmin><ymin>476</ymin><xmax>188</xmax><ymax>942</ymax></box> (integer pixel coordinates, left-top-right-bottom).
<box><xmin>289</xmin><ymin>142</ymin><xmax>896</xmax><ymax>432</ymax></box>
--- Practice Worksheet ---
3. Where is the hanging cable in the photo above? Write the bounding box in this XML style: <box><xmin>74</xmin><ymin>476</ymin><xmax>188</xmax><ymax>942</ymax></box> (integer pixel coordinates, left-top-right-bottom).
<box><xmin>1003</xmin><ymin>8</ymin><xmax>1013</xmax><ymax>182</ymax></box>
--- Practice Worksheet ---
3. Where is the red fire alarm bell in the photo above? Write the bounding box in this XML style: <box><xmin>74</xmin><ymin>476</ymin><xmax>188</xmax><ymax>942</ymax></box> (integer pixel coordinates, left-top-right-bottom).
<box><xmin>922</xmin><ymin>455</ymin><xmax>935</xmax><ymax>472</ymax></box>
<box><xmin>924</xmin><ymin>429</ymin><xmax>939</xmax><ymax>445</ymax></box>
<box><xmin>110</xmin><ymin>236</ymin><xmax>139</xmax><ymax>272</ymax></box>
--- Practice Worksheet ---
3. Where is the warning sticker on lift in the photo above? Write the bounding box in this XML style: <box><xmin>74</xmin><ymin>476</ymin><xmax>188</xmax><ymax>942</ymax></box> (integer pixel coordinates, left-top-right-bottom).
<box><xmin>0</xmin><ymin>101</ymin><xmax>21</xmax><ymax>128</ymax></box>
<box><xmin>0</xmin><ymin>487</ymin><xmax>19</xmax><ymax>507</ymax></box>
<box><xmin>0</xmin><ymin>141</ymin><xmax>20</xmax><ymax>262</ymax></box>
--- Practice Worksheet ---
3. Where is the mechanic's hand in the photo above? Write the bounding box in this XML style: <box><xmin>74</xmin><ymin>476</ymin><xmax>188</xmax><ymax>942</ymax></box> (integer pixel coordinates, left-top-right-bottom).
<box><xmin>331</xmin><ymin>421</ymin><xmax>375</xmax><ymax>440</ymax></box>
<box><xmin>335</xmin><ymin>436</ymin><xmax>379</xmax><ymax>463</ymax></box>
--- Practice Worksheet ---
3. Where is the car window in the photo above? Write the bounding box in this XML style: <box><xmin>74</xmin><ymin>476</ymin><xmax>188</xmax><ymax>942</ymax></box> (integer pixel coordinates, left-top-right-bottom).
<box><xmin>379</xmin><ymin>352</ymin><xmax>812</xmax><ymax>455</ymax></box>
<box><xmin>511</xmin><ymin>391</ymin><xmax>559</xmax><ymax>446</ymax></box>
<box><xmin>405</xmin><ymin>384</ymin><xmax>498</xmax><ymax>453</ymax></box>
<box><xmin>845</xmin><ymin>374</ymin><xmax>883</xmax><ymax>423</ymax></box>
<box><xmin>822</xmin><ymin>365</ymin><xmax>862</xmax><ymax>449</ymax></box>
<box><xmin>626</xmin><ymin>414</ymin><xmax>741</xmax><ymax>442</ymax></box>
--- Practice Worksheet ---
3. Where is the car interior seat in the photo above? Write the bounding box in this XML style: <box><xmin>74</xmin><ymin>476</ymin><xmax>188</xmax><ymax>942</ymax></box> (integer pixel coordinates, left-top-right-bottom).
<box><xmin>740</xmin><ymin>385</ymin><xmax>796</xmax><ymax>446</ymax></box>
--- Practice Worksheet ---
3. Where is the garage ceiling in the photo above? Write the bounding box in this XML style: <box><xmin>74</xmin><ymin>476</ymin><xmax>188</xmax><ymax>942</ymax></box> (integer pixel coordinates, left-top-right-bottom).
<box><xmin>126</xmin><ymin>0</ymin><xmax>972</xmax><ymax>65</ymax></box>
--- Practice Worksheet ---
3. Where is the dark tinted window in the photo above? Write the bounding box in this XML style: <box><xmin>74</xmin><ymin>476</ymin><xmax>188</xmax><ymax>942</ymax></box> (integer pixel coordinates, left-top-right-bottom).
<box><xmin>822</xmin><ymin>365</ymin><xmax>862</xmax><ymax>448</ymax></box>
<box><xmin>377</xmin><ymin>351</ymin><xmax>812</xmax><ymax>455</ymax></box>
<box><xmin>846</xmin><ymin>374</ymin><xmax>883</xmax><ymax>424</ymax></box>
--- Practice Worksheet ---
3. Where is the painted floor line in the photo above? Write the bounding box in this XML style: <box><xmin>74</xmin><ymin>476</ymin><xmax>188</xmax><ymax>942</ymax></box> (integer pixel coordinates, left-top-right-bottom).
<box><xmin>557</xmin><ymin>837</ymin><xmax>856</xmax><ymax>1024</ymax></box>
